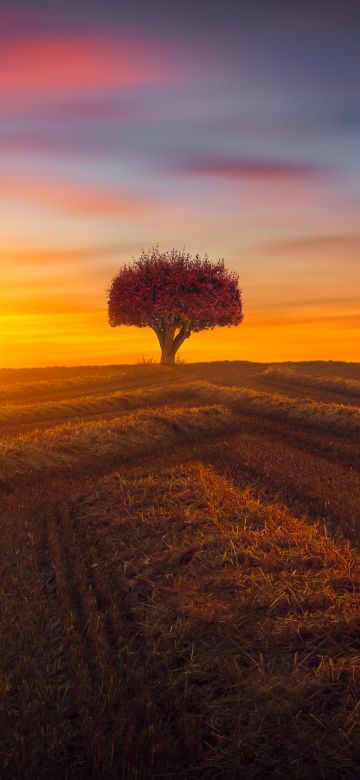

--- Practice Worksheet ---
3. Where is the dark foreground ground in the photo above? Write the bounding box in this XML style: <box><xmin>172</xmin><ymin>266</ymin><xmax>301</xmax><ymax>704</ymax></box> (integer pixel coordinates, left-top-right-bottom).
<box><xmin>0</xmin><ymin>361</ymin><xmax>359</xmax><ymax>778</ymax></box>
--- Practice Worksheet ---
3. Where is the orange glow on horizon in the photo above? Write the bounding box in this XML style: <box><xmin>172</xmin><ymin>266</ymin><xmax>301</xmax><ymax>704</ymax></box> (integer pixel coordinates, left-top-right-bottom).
<box><xmin>1</xmin><ymin>303</ymin><xmax>359</xmax><ymax>369</ymax></box>
<box><xmin>1</xmin><ymin>231</ymin><xmax>360</xmax><ymax>367</ymax></box>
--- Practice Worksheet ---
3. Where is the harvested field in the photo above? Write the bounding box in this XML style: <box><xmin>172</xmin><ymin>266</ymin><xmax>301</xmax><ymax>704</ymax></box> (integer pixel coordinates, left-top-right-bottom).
<box><xmin>262</xmin><ymin>366</ymin><xmax>360</xmax><ymax>401</ymax></box>
<box><xmin>1</xmin><ymin>360</ymin><xmax>359</xmax><ymax>778</ymax></box>
<box><xmin>0</xmin><ymin>404</ymin><xmax>232</xmax><ymax>487</ymax></box>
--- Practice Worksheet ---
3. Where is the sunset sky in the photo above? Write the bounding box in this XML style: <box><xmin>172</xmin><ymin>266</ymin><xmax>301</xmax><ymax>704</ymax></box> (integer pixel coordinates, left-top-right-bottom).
<box><xmin>1</xmin><ymin>0</ymin><xmax>360</xmax><ymax>367</ymax></box>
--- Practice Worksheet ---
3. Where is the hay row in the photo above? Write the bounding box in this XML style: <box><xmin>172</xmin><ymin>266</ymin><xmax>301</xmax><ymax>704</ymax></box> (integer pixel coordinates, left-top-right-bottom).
<box><xmin>0</xmin><ymin>404</ymin><xmax>233</xmax><ymax>485</ymax></box>
<box><xmin>0</xmin><ymin>381</ymin><xmax>195</xmax><ymax>426</ymax></box>
<box><xmin>2</xmin><ymin>378</ymin><xmax>360</xmax><ymax>437</ymax></box>
<box><xmin>263</xmin><ymin>366</ymin><xmax>360</xmax><ymax>398</ymax></box>
<box><xmin>193</xmin><ymin>381</ymin><xmax>360</xmax><ymax>434</ymax></box>
<box><xmin>0</xmin><ymin>365</ymin><xmax>175</xmax><ymax>403</ymax></box>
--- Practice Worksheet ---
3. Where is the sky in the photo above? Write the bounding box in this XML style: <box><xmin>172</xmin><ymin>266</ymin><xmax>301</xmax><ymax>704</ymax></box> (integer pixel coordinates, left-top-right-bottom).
<box><xmin>1</xmin><ymin>0</ymin><xmax>360</xmax><ymax>367</ymax></box>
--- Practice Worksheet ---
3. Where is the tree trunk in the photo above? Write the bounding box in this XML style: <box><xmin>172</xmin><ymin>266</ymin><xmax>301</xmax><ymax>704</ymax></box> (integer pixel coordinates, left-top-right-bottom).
<box><xmin>151</xmin><ymin>321</ymin><xmax>191</xmax><ymax>366</ymax></box>
<box><xmin>160</xmin><ymin>335</ymin><xmax>176</xmax><ymax>366</ymax></box>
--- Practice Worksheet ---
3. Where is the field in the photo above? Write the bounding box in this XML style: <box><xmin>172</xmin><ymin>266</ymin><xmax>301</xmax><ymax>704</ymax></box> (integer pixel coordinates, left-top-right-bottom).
<box><xmin>1</xmin><ymin>360</ymin><xmax>360</xmax><ymax>779</ymax></box>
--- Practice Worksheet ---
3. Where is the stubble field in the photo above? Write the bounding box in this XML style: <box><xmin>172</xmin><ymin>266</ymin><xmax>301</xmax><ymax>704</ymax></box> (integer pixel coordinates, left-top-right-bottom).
<box><xmin>1</xmin><ymin>360</ymin><xmax>359</xmax><ymax>779</ymax></box>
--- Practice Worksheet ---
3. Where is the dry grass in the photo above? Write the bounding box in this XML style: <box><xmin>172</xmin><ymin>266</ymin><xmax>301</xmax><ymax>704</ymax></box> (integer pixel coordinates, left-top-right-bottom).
<box><xmin>263</xmin><ymin>366</ymin><xmax>360</xmax><ymax>398</ymax></box>
<box><xmin>1</xmin><ymin>361</ymin><xmax>360</xmax><ymax>778</ymax></box>
<box><xmin>0</xmin><ymin>365</ymin><xmax>176</xmax><ymax>404</ymax></box>
<box><xmin>193</xmin><ymin>421</ymin><xmax>360</xmax><ymax>555</ymax></box>
<box><xmin>0</xmin><ymin>381</ymin><xmax>197</xmax><ymax>427</ymax></box>
<box><xmin>0</xmin><ymin>403</ymin><xmax>232</xmax><ymax>487</ymax></box>
<box><xmin>80</xmin><ymin>464</ymin><xmax>359</xmax><ymax>776</ymax></box>
<box><xmin>2</xmin><ymin>463</ymin><xmax>359</xmax><ymax>778</ymax></box>
<box><xmin>2</xmin><ymin>378</ymin><xmax>360</xmax><ymax>441</ymax></box>
<box><xmin>202</xmin><ymin>381</ymin><xmax>360</xmax><ymax>434</ymax></box>
<box><xmin>0</xmin><ymin>371</ymin><xmax>122</xmax><ymax>401</ymax></box>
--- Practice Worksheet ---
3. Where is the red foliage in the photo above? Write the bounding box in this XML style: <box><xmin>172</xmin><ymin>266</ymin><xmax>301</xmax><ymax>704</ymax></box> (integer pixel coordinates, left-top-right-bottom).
<box><xmin>108</xmin><ymin>247</ymin><xmax>243</xmax><ymax>331</ymax></box>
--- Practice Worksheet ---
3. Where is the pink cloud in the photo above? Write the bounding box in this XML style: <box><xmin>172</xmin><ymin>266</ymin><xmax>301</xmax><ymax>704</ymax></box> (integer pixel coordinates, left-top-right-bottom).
<box><xmin>0</xmin><ymin>33</ymin><xmax>184</xmax><ymax>94</ymax></box>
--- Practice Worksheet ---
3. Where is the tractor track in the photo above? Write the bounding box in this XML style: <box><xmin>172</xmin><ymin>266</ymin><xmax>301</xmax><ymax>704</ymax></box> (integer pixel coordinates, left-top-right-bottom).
<box><xmin>44</xmin><ymin>500</ymin><xmax>178</xmax><ymax>778</ymax></box>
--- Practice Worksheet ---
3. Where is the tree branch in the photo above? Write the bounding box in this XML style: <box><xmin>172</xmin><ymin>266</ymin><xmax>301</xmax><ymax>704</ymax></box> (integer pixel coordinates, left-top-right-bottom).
<box><xmin>173</xmin><ymin>321</ymin><xmax>192</xmax><ymax>352</ymax></box>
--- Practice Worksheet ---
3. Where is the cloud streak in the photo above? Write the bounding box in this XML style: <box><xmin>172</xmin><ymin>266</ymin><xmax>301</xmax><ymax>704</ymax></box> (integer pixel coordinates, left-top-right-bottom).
<box><xmin>174</xmin><ymin>156</ymin><xmax>331</xmax><ymax>182</ymax></box>
<box><xmin>0</xmin><ymin>243</ymin><xmax>141</xmax><ymax>266</ymax></box>
<box><xmin>0</xmin><ymin>175</ymin><xmax>151</xmax><ymax>218</ymax></box>
<box><xmin>0</xmin><ymin>129</ymin><xmax>128</xmax><ymax>158</ymax></box>
<box><xmin>263</xmin><ymin>233</ymin><xmax>360</xmax><ymax>254</ymax></box>
<box><xmin>0</xmin><ymin>98</ymin><xmax>138</xmax><ymax>122</ymax></box>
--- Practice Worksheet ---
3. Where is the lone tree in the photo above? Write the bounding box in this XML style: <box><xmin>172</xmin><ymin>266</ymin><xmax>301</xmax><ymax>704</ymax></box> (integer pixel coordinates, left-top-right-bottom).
<box><xmin>107</xmin><ymin>247</ymin><xmax>243</xmax><ymax>366</ymax></box>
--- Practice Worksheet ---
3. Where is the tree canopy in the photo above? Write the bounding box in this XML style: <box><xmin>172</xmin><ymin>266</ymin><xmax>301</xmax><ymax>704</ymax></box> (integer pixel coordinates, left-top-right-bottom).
<box><xmin>108</xmin><ymin>247</ymin><xmax>243</xmax><ymax>365</ymax></box>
